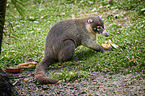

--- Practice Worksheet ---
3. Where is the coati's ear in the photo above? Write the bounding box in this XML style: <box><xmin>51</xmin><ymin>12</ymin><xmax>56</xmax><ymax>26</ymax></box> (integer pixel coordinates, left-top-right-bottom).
<box><xmin>87</xmin><ymin>19</ymin><xmax>93</xmax><ymax>24</ymax></box>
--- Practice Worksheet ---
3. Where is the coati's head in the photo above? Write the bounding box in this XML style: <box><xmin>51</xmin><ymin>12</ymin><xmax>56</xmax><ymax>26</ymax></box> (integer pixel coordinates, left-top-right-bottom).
<box><xmin>87</xmin><ymin>16</ymin><xmax>109</xmax><ymax>37</ymax></box>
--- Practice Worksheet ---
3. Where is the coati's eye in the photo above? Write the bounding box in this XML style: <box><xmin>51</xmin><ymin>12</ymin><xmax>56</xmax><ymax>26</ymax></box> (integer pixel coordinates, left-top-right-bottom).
<box><xmin>93</xmin><ymin>26</ymin><xmax>101</xmax><ymax>31</ymax></box>
<box><xmin>93</xmin><ymin>26</ymin><xmax>104</xmax><ymax>33</ymax></box>
<box><xmin>93</xmin><ymin>27</ymin><xmax>97</xmax><ymax>30</ymax></box>
<box><xmin>93</xmin><ymin>27</ymin><xmax>100</xmax><ymax>31</ymax></box>
<box><xmin>97</xmin><ymin>26</ymin><xmax>100</xmax><ymax>29</ymax></box>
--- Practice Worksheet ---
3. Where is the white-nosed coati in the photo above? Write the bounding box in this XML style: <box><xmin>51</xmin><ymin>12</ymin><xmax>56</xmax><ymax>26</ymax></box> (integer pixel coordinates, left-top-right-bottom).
<box><xmin>35</xmin><ymin>16</ymin><xmax>110</xmax><ymax>84</ymax></box>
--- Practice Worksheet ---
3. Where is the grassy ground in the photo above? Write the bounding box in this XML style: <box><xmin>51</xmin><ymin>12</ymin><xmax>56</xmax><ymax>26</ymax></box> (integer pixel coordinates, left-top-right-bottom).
<box><xmin>0</xmin><ymin>0</ymin><xmax>144</xmax><ymax>81</ymax></box>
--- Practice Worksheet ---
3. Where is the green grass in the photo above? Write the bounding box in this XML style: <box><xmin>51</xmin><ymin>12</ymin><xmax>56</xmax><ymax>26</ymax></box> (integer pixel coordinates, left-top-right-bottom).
<box><xmin>50</xmin><ymin>69</ymin><xmax>89</xmax><ymax>82</ymax></box>
<box><xmin>0</xmin><ymin>0</ymin><xmax>144</xmax><ymax>80</ymax></box>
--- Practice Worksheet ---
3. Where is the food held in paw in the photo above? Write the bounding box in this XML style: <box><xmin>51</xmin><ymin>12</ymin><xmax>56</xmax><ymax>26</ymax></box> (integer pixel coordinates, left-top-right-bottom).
<box><xmin>101</xmin><ymin>44</ymin><xmax>111</xmax><ymax>49</ymax></box>
<box><xmin>105</xmin><ymin>39</ymin><xmax>119</xmax><ymax>48</ymax></box>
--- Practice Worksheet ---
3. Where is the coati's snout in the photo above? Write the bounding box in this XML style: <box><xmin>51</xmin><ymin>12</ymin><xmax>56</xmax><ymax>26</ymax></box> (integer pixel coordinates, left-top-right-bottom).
<box><xmin>87</xmin><ymin>16</ymin><xmax>109</xmax><ymax>37</ymax></box>
<box><xmin>102</xmin><ymin>30</ymin><xmax>109</xmax><ymax>37</ymax></box>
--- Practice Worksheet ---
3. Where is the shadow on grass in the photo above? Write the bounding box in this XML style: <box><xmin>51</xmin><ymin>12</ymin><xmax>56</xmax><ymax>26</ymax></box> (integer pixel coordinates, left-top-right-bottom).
<box><xmin>48</xmin><ymin>48</ymin><xmax>100</xmax><ymax>70</ymax></box>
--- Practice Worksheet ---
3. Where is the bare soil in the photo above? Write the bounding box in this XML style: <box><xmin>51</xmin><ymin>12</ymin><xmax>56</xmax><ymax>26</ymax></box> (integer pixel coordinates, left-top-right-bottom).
<box><xmin>10</xmin><ymin>69</ymin><xmax>144</xmax><ymax>96</ymax></box>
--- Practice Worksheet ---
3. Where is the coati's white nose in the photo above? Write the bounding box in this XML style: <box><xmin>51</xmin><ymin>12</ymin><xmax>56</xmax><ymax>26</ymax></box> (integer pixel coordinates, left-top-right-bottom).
<box><xmin>102</xmin><ymin>30</ymin><xmax>109</xmax><ymax>37</ymax></box>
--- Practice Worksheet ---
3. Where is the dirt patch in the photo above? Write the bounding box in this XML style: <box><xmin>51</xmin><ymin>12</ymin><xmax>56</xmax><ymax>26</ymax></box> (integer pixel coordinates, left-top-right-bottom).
<box><xmin>9</xmin><ymin>69</ymin><xmax>144</xmax><ymax>95</ymax></box>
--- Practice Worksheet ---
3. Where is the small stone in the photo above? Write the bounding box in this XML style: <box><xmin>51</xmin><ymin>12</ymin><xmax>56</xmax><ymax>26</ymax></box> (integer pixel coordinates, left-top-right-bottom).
<box><xmin>24</xmin><ymin>78</ymin><xmax>29</xmax><ymax>81</ymax></box>
<box><xmin>42</xmin><ymin>85</ymin><xmax>49</xmax><ymax>90</ymax></box>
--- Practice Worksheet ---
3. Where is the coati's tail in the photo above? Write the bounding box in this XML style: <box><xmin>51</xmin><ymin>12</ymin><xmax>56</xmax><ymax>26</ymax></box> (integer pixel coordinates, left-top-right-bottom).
<box><xmin>35</xmin><ymin>62</ymin><xmax>59</xmax><ymax>84</ymax></box>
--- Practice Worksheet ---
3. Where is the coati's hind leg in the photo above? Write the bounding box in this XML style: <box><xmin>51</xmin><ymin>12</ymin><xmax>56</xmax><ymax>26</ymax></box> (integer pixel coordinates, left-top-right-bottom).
<box><xmin>35</xmin><ymin>40</ymin><xmax>75</xmax><ymax>84</ymax></box>
<box><xmin>58</xmin><ymin>40</ymin><xmax>75</xmax><ymax>62</ymax></box>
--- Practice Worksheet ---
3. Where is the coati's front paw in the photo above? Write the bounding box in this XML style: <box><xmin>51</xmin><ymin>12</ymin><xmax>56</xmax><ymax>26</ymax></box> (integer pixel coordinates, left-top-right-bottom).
<box><xmin>104</xmin><ymin>48</ymin><xmax>112</xmax><ymax>51</ymax></box>
<box><xmin>100</xmin><ymin>46</ymin><xmax>105</xmax><ymax>53</ymax></box>
<box><xmin>100</xmin><ymin>46</ymin><xmax>112</xmax><ymax>53</ymax></box>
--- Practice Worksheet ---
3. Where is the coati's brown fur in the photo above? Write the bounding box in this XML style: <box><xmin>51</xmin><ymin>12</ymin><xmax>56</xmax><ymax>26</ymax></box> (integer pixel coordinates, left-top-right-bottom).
<box><xmin>35</xmin><ymin>16</ymin><xmax>110</xmax><ymax>84</ymax></box>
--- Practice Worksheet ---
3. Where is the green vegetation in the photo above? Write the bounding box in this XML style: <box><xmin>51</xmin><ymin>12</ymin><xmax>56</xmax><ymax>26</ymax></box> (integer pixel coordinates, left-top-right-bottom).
<box><xmin>50</xmin><ymin>69</ymin><xmax>89</xmax><ymax>82</ymax></box>
<box><xmin>0</xmin><ymin>0</ymin><xmax>144</xmax><ymax>80</ymax></box>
